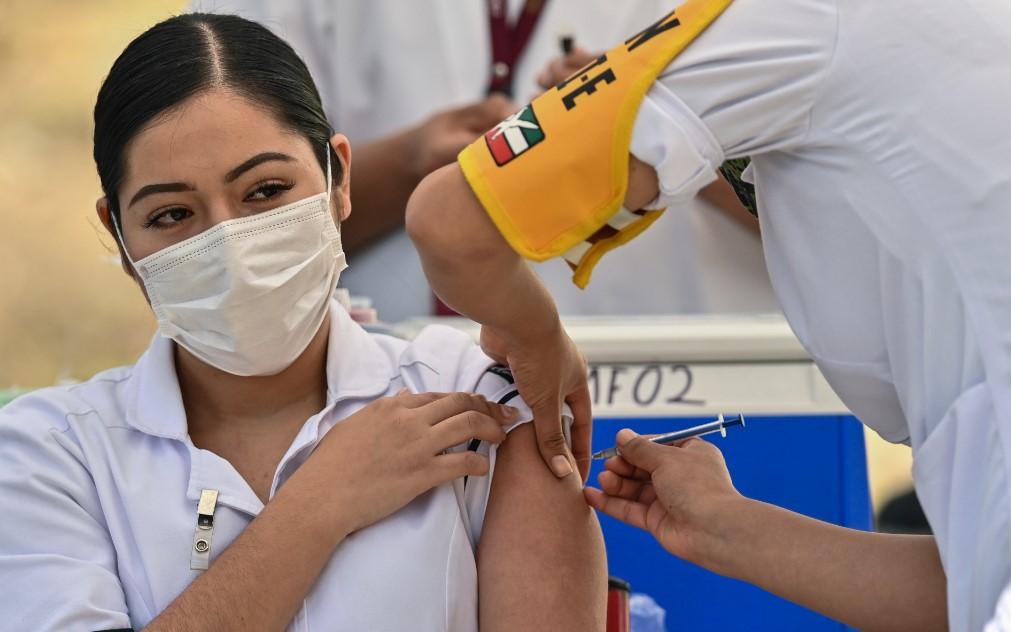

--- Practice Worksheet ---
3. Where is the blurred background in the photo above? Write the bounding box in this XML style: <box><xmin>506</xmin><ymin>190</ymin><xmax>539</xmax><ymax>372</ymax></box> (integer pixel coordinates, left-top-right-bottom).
<box><xmin>0</xmin><ymin>0</ymin><xmax>912</xmax><ymax>516</ymax></box>
<box><xmin>0</xmin><ymin>0</ymin><xmax>184</xmax><ymax>388</ymax></box>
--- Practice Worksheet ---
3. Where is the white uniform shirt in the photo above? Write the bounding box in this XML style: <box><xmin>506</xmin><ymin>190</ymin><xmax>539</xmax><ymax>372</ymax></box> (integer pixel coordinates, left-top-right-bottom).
<box><xmin>988</xmin><ymin>585</ymin><xmax>1011</xmax><ymax>632</ymax></box>
<box><xmin>626</xmin><ymin>0</ymin><xmax>1011</xmax><ymax>629</ymax></box>
<box><xmin>194</xmin><ymin>0</ymin><xmax>778</xmax><ymax>320</ymax></box>
<box><xmin>0</xmin><ymin>302</ymin><xmax>537</xmax><ymax>631</ymax></box>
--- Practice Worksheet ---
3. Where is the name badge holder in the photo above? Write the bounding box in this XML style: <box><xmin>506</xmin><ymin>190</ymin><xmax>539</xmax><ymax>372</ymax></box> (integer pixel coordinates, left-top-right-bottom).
<box><xmin>190</xmin><ymin>489</ymin><xmax>219</xmax><ymax>571</ymax></box>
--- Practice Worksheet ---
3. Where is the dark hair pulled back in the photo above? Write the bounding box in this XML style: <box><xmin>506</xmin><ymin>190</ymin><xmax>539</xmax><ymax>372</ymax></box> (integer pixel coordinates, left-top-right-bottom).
<box><xmin>93</xmin><ymin>13</ymin><xmax>339</xmax><ymax>220</ymax></box>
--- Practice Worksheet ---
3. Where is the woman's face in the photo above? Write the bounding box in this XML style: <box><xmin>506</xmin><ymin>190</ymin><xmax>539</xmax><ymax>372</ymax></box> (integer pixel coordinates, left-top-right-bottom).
<box><xmin>99</xmin><ymin>88</ymin><xmax>351</xmax><ymax>264</ymax></box>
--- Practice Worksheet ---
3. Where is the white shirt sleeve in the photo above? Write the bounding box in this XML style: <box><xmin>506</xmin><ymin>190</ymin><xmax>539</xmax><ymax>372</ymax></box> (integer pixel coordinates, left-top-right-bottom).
<box><xmin>0</xmin><ymin>399</ymin><xmax>131</xmax><ymax>631</ymax></box>
<box><xmin>629</xmin><ymin>0</ymin><xmax>838</xmax><ymax>207</ymax></box>
<box><xmin>986</xmin><ymin>583</ymin><xmax>1011</xmax><ymax>632</ymax></box>
<box><xmin>453</xmin><ymin>366</ymin><xmax>572</xmax><ymax>548</ymax></box>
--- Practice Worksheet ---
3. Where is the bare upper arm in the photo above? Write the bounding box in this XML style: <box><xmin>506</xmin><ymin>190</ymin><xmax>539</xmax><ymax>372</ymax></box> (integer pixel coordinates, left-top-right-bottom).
<box><xmin>406</xmin><ymin>163</ymin><xmax>511</xmax><ymax>266</ymax></box>
<box><xmin>477</xmin><ymin>423</ymin><xmax>607</xmax><ymax>631</ymax></box>
<box><xmin>626</xmin><ymin>154</ymin><xmax>661</xmax><ymax>212</ymax></box>
<box><xmin>407</xmin><ymin>156</ymin><xmax>661</xmax><ymax>262</ymax></box>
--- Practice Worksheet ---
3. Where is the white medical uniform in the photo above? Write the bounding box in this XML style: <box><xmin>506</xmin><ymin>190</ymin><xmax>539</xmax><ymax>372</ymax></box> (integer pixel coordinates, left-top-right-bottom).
<box><xmin>625</xmin><ymin>0</ymin><xmax>1011</xmax><ymax>629</ymax></box>
<box><xmin>194</xmin><ymin>0</ymin><xmax>778</xmax><ymax>320</ymax></box>
<box><xmin>988</xmin><ymin>586</ymin><xmax>1011</xmax><ymax>631</ymax></box>
<box><xmin>0</xmin><ymin>301</ymin><xmax>537</xmax><ymax>631</ymax></box>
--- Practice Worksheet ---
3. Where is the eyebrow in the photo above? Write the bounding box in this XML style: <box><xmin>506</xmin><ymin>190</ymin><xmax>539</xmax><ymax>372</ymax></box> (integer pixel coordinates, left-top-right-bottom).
<box><xmin>127</xmin><ymin>152</ymin><xmax>298</xmax><ymax>209</ymax></box>
<box><xmin>224</xmin><ymin>152</ymin><xmax>297</xmax><ymax>183</ymax></box>
<box><xmin>128</xmin><ymin>182</ymin><xmax>196</xmax><ymax>209</ymax></box>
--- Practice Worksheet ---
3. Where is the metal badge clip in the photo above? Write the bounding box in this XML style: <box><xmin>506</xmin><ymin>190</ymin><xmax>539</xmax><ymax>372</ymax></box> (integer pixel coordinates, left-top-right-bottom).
<box><xmin>190</xmin><ymin>489</ymin><xmax>219</xmax><ymax>571</ymax></box>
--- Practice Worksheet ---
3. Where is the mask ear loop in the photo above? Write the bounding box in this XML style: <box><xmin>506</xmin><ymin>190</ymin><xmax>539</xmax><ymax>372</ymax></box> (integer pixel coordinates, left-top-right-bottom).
<box><xmin>325</xmin><ymin>142</ymin><xmax>344</xmax><ymax>235</ymax></box>
<box><xmin>325</xmin><ymin>143</ymin><xmax>333</xmax><ymax>201</ymax></box>
<box><xmin>109</xmin><ymin>210</ymin><xmax>138</xmax><ymax>271</ymax></box>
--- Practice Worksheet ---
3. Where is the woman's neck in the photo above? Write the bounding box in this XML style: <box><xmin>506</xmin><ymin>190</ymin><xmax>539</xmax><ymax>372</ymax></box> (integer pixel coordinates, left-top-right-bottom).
<box><xmin>177</xmin><ymin>317</ymin><xmax>331</xmax><ymax>437</ymax></box>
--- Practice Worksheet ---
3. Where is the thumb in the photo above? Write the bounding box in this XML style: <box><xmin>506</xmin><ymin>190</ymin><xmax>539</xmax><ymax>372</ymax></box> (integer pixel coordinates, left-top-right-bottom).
<box><xmin>532</xmin><ymin>400</ymin><xmax>574</xmax><ymax>478</ymax></box>
<box><xmin>442</xmin><ymin>128</ymin><xmax>483</xmax><ymax>154</ymax></box>
<box><xmin>478</xmin><ymin>93</ymin><xmax>517</xmax><ymax>123</ymax></box>
<box><xmin>566</xmin><ymin>47</ymin><xmax>597</xmax><ymax>65</ymax></box>
<box><xmin>479</xmin><ymin>326</ymin><xmax>509</xmax><ymax>365</ymax></box>
<box><xmin>616</xmin><ymin>429</ymin><xmax>668</xmax><ymax>473</ymax></box>
<box><xmin>566</xmin><ymin>383</ymin><xmax>593</xmax><ymax>481</ymax></box>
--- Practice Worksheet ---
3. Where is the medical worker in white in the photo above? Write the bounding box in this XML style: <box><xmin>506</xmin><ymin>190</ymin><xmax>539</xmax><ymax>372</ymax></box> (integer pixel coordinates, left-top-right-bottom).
<box><xmin>197</xmin><ymin>0</ymin><xmax>777</xmax><ymax>320</ymax></box>
<box><xmin>0</xmin><ymin>13</ymin><xmax>606</xmax><ymax>631</ymax></box>
<box><xmin>406</xmin><ymin>0</ymin><xmax>1011</xmax><ymax>630</ymax></box>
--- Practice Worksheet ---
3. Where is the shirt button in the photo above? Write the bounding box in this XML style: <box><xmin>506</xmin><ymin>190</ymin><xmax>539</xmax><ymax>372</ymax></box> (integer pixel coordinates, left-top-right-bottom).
<box><xmin>493</xmin><ymin>61</ymin><xmax>510</xmax><ymax>79</ymax></box>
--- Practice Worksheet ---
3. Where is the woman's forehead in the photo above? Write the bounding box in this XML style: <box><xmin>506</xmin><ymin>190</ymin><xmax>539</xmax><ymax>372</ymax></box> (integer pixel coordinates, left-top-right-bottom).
<box><xmin>122</xmin><ymin>89</ymin><xmax>313</xmax><ymax>186</ymax></box>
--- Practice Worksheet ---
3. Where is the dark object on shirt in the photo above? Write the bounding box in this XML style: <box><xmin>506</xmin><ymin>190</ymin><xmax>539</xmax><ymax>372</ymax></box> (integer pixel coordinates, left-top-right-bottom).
<box><xmin>877</xmin><ymin>487</ymin><xmax>932</xmax><ymax>535</ymax></box>
<box><xmin>719</xmin><ymin>157</ymin><xmax>758</xmax><ymax>217</ymax></box>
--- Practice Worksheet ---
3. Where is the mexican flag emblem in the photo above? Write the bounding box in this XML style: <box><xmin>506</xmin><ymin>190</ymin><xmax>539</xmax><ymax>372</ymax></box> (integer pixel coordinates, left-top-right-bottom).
<box><xmin>484</xmin><ymin>105</ymin><xmax>545</xmax><ymax>166</ymax></box>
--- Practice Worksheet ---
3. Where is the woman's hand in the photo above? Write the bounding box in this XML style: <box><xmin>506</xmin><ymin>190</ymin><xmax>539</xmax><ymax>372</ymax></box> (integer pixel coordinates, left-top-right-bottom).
<box><xmin>480</xmin><ymin>324</ymin><xmax>593</xmax><ymax>481</ymax></box>
<box><xmin>410</xmin><ymin>95</ymin><xmax>516</xmax><ymax>179</ymax></box>
<box><xmin>585</xmin><ymin>430</ymin><xmax>951</xmax><ymax>631</ymax></box>
<box><xmin>536</xmin><ymin>47</ymin><xmax>601</xmax><ymax>90</ymax></box>
<box><xmin>583</xmin><ymin>429</ymin><xmax>744</xmax><ymax>570</ymax></box>
<box><xmin>306</xmin><ymin>391</ymin><xmax>518</xmax><ymax>536</ymax></box>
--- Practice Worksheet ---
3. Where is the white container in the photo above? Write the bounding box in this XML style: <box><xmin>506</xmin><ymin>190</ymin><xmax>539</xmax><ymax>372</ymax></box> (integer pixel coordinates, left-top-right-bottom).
<box><xmin>394</xmin><ymin>314</ymin><xmax>848</xmax><ymax>417</ymax></box>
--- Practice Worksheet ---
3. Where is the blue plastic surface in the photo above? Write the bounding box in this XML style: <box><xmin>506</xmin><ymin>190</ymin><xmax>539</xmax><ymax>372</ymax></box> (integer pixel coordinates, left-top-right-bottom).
<box><xmin>592</xmin><ymin>414</ymin><xmax>871</xmax><ymax>632</ymax></box>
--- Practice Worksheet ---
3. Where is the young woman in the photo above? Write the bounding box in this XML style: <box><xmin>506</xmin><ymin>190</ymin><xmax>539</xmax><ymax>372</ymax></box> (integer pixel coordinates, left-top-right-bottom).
<box><xmin>0</xmin><ymin>14</ymin><xmax>606</xmax><ymax>631</ymax></box>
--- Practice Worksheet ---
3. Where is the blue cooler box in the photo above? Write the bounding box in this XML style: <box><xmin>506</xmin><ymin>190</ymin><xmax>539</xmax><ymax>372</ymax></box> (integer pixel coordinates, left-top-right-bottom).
<box><xmin>591</xmin><ymin>413</ymin><xmax>869</xmax><ymax>631</ymax></box>
<box><xmin>578</xmin><ymin>316</ymin><xmax>870</xmax><ymax>632</ymax></box>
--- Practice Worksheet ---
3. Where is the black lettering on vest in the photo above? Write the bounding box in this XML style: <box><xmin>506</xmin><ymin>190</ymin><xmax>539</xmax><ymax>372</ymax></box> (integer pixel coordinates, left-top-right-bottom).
<box><xmin>561</xmin><ymin>68</ymin><xmax>616</xmax><ymax>111</ymax></box>
<box><xmin>555</xmin><ymin>53</ymin><xmax>610</xmax><ymax>91</ymax></box>
<box><xmin>625</xmin><ymin>10</ymin><xmax>681</xmax><ymax>52</ymax></box>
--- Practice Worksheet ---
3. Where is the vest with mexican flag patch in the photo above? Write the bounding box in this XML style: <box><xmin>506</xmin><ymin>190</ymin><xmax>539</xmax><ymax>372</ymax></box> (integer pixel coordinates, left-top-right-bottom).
<box><xmin>486</xmin><ymin>107</ymin><xmax>546</xmax><ymax>165</ymax></box>
<box><xmin>458</xmin><ymin>0</ymin><xmax>734</xmax><ymax>288</ymax></box>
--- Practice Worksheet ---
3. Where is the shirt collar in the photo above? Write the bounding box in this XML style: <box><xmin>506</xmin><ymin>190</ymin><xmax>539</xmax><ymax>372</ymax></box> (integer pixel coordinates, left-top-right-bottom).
<box><xmin>122</xmin><ymin>299</ymin><xmax>397</xmax><ymax>441</ymax></box>
<box><xmin>321</xmin><ymin>301</ymin><xmax>398</xmax><ymax>403</ymax></box>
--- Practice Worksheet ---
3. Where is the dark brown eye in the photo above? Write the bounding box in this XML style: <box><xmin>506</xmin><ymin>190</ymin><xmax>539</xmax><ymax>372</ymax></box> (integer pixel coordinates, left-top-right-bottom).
<box><xmin>248</xmin><ymin>181</ymin><xmax>294</xmax><ymax>201</ymax></box>
<box><xmin>144</xmin><ymin>207</ymin><xmax>193</xmax><ymax>229</ymax></box>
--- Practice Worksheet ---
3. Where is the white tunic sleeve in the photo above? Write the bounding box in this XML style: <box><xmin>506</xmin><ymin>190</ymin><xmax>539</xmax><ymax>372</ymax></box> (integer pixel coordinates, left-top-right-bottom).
<box><xmin>0</xmin><ymin>396</ymin><xmax>131</xmax><ymax>631</ymax></box>
<box><xmin>629</xmin><ymin>0</ymin><xmax>838</xmax><ymax>207</ymax></box>
<box><xmin>987</xmin><ymin>584</ymin><xmax>1011</xmax><ymax>632</ymax></box>
<box><xmin>394</xmin><ymin>325</ymin><xmax>567</xmax><ymax>548</ymax></box>
<box><xmin>453</xmin><ymin>363</ymin><xmax>572</xmax><ymax>548</ymax></box>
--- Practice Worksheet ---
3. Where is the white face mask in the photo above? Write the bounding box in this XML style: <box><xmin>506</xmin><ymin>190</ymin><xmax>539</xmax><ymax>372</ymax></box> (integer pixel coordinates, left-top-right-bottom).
<box><xmin>113</xmin><ymin>148</ymin><xmax>347</xmax><ymax>376</ymax></box>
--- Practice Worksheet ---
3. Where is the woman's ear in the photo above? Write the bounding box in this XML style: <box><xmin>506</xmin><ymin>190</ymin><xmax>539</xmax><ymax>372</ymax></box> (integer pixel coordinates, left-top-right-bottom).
<box><xmin>330</xmin><ymin>133</ymin><xmax>352</xmax><ymax>221</ymax></box>
<box><xmin>96</xmin><ymin>197</ymin><xmax>135</xmax><ymax>279</ymax></box>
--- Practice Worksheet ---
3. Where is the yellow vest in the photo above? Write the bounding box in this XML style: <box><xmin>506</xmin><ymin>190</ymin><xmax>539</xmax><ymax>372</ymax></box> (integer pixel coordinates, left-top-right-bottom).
<box><xmin>458</xmin><ymin>0</ymin><xmax>734</xmax><ymax>288</ymax></box>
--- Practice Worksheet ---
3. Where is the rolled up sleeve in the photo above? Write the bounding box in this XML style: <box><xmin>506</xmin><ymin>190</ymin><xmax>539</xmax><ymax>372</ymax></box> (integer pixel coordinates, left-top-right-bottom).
<box><xmin>631</xmin><ymin>0</ymin><xmax>838</xmax><ymax>207</ymax></box>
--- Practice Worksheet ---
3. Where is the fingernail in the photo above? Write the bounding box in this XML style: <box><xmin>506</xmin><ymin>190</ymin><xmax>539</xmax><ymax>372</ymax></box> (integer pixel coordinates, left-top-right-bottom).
<box><xmin>397</xmin><ymin>388</ymin><xmax>409</xmax><ymax>395</ymax></box>
<box><xmin>616</xmin><ymin>428</ymin><xmax>638</xmax><ymax>445</ymax></box>
<box><xmin>551</xmin><ymin>455</ymin><xmax>573</xmax><ymax>478</ymax></box>
<box><xmin>501</xmin><ymin>405</ymin><xmax>520</xmax><ymax>419</ymax></box>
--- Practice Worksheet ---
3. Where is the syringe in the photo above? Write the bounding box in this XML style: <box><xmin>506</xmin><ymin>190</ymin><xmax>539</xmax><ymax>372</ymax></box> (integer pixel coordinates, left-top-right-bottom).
<box><xmin>590</xmin><ymin>413</ymin><xmax>745</xmax><ymax>461</ymax></box>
